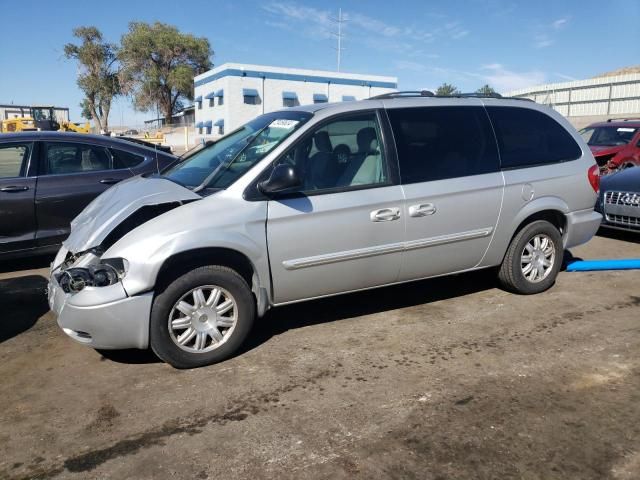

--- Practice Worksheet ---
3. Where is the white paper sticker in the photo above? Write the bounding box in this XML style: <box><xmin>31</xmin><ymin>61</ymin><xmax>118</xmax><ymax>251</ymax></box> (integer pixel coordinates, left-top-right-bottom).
<box><xmin>270</xmin><ymin>119</ymin><xmax>299</xmax><ymax>129</ymax></box>
<box><xmin>617</xmin><ymin>128</ymin><xmax>636</xmax><ymax>132</ymax></box>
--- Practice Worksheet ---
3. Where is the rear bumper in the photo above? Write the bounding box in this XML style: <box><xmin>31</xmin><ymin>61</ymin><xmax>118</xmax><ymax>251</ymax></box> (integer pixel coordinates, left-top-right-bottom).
<box><xmin>564</xmin><ymin>209</ymin><xmax>602</xmax><ymax>249</ymax></box>
<box><xmin>48</xmin><ymin>274</ymin><xmax>153</xmax><ymax>350</ymax></box>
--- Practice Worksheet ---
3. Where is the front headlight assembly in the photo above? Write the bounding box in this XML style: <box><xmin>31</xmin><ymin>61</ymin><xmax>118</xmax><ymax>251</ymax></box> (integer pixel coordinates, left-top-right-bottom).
<box><xmin>57</xmin><ymin>258</ymin><xmax>129</xmax><ymax>293</ymax></box>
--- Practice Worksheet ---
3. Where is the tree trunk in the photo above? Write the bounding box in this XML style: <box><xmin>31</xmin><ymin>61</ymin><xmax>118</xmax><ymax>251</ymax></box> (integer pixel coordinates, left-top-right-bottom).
<box><xmin>101</xmin><ymin>100</ymin><xmax>111</xmax><ymax>132</ymax></box>
<box><xmin>89</xmin><ymin>103</ymin><xmax>103</xmax><ymax>132</ymax></box>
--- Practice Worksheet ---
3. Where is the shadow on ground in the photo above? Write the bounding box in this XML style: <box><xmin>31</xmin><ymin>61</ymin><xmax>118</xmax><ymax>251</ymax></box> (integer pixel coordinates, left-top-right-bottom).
<box><xmin>0</xmin><ymin>254</ymin><xmax>54</xmax><ymax>274</ymax></box>
<box><xmin>0</xmin><ymin>275</ymin><xmax>50</xmax><ymax>343</ymax></box>
<box><xmin>597</xmin><ymin>227</ymin><xmax>640</xmax><ymax>245</ymax></box>
<box><xmin>96</xmin><ymin>349</ymin><xmax>162</xmax><ymax>364</ymax></box>
<box><xmin>241</xmin><ymin>268</ymin><xmax>499</xmax><ymax>356</ymax></box>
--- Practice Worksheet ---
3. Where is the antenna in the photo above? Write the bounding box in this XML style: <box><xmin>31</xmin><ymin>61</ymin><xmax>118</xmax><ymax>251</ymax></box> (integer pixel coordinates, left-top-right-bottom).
<box><xmin>330</xmin><ymin>8</ymin><xmax>346</xmax><ymax>71</ymax></box>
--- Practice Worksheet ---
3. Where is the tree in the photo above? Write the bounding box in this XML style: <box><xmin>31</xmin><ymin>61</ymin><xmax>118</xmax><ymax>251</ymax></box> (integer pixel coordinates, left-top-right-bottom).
<box><xmin>436</xmin><ymin>83</ymin><xmax>460</xmax><ymax>96</ymax></box>
<box><xmin>476</xmin><ymin>84</ymin><xmax>497</xmax><ymax>96</ymax></box>
<box><xmin>119</xmin><ymin>22</ymin><xmax>212</xmax><ymax>124</ymax></box>
<box><xmin>64</xmin><ymin>27</ymin><xmax>120</xmax><ymax>132</ymax></box>
<box><xmin>79</xmin><ymin>99</ymin><xmax>93</xmax><ymax>121</ymax></box>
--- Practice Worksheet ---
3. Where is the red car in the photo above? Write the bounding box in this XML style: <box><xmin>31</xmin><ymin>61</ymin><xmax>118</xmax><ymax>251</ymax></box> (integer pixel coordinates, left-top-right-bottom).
<box><xmin>579</xmin><ymin>118</ymin><xmax>640</xmax><ymax>174</ymax></box>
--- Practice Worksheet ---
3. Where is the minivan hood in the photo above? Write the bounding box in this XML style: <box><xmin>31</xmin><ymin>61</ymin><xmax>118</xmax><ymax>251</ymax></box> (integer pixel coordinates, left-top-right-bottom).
<box><xmin>64</xmin><ymin>176</ymin><xmax>201</xmax><ymax>253</ymax></box>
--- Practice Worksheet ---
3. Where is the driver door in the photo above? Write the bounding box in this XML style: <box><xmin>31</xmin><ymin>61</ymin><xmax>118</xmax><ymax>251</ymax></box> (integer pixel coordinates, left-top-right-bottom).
<box><xmin>266</xmin><ymin>111</ymin><xmax>406</xmax><ymax>304</ymax></box>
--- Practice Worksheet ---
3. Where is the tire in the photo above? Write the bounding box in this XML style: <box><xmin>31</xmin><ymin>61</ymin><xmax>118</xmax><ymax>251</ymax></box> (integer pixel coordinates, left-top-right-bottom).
<box><xmin>150</xmin><ymin>266</ymin><xmax>255</xmax><ymax>368</ymax></box>
<box><xmin>498</xmin><ymin>220</ymin><xmax>563</xmax><ymax>295</ymax></box>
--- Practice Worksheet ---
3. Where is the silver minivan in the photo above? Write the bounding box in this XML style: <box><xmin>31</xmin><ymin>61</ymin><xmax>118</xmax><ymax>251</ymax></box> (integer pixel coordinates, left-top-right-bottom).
<box><xmin>48</xmin><ymin>93</ymin><xmax>602</xmax><ymax>368</ymax></box>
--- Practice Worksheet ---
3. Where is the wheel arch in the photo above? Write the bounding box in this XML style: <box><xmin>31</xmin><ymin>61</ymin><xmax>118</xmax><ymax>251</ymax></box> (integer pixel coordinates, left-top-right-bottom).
<box><xmin>155</xmin><ymin>247</ymin><xmax>270</xmax><ymax>317</ymax></box>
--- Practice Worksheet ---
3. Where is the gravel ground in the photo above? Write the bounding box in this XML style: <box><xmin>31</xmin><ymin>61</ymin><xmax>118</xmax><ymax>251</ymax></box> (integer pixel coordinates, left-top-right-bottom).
<box><xmin>0</xmin><ymin>230</ymin><xmax>639</xmax><ymax>480</ymax></box>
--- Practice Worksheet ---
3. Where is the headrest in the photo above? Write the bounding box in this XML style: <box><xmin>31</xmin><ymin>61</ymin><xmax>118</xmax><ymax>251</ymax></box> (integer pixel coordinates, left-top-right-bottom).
<box><xmin>314</xmin><ymin>131</ymin><xmax>333</xmax><ymax>153</ymax></box>
<box><xmin>357</xmin><ymin>127</ymin><xmax>377</xmax><ymax>153</ymax></box>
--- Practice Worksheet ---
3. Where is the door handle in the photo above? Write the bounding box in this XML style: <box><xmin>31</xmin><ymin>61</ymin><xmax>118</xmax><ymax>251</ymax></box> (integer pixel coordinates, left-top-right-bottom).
<box><xmin>370</xmin><ymin>207</ymin><xmax>401</xmax><ymax>222</ymax></box>
<box><xmin>409</xmin><ymin>203</ymin><xmax>437</xmax><ymax>217</ymax></box>
<box><xmin>99</xmin><ymin>178</ymin><xmax>121</xmax><ymax>185</ymax></box>
<box><xmin>0</xmin><ymin>185</ymin><xmax>29</xmax><ymax>192</ymax></box>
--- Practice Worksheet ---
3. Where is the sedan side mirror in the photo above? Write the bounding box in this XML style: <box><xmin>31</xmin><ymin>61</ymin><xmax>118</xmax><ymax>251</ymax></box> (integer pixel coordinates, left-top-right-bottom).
<box><xmin>258</xmin><ymin>164</ymin><xmax>302</xmax><ymax>195</ymax></box>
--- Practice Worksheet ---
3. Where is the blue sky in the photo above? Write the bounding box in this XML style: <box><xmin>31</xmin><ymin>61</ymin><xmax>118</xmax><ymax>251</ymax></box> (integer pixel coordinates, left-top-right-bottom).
<box><xmin>0</xmin><ymin>0</ymin><xmax>638</xmax><ymax>126</ymax></box>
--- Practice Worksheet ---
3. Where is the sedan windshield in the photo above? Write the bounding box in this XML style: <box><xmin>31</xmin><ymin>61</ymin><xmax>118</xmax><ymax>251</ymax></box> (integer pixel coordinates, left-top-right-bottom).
<box><xmin>163</xmin><ymin>111</ymin><xmax>312</xmax><ymax>190</ymax></box>
<box><xmin>579</xmin><ymin>126</ymin><xmax>638</xmax><ymax>147</ymax></box>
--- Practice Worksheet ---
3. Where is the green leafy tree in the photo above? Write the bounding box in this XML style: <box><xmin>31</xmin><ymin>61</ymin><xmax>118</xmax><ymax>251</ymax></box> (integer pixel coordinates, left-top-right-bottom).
<box><xmin>64</xmin><ymin>27</ymin><xmax>119</xmax><ymax>132</ymax></box>
<box><xmin>119</xmin><ymin>22</ymin><xmax>212</xmax><ymax>124</ymax></box>
<box><xmin>436</xmin><ymin>83</ymin><xmax>460</xmax><ymax>96</ymax></box>
<box><xmin>476</xmin><ymin>84</ymin><xmax>497</xmax><ymax>96</ymax></box>
<box><xmin>79</xmin><ymin>99</ymin><xmax>93</xmax><ymax>121</ymax></box>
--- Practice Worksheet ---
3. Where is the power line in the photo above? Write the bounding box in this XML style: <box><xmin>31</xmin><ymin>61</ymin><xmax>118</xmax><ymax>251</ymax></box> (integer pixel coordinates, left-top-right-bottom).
<box><xmin>329</xmin><ymin>8</ymin><xmax>346</xmax><ymax>71</ymax></box>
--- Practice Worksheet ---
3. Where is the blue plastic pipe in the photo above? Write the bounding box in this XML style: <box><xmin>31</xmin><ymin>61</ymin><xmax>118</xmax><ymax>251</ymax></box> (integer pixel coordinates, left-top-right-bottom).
<box><xmin>566</xmin><ymin>259</ymin><xmax>640</xmax><ymax>272</ymax></box>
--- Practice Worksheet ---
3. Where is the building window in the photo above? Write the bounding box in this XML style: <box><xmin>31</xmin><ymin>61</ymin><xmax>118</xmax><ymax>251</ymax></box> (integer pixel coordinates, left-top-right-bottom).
<box><xmin>218</xmin><ymin>96</ymin><xmax>224</xmax><ymax>106</ymax></box>
<box><xmin>206</xmin><ymin>91</ymin><xmax>215</xmax><ymax>107</ymax></box>
<box><xmin>313</xmin><ymin>93</ymin><xmax>328</xmax><ymax>104</ymax></box>
<box><xmin>342</xmin><ymin>95</ymin><xmax>356</xmax><ymax>102</ymax></box>
<box><xmin>195</xmin><ymin>96</ymin><xmax>203</xmax><ymax>110</ymax></box>
<box><xmin>243</xmin><ymin>88</ymin><xmax>259</xmax><ymax>105</ymax></box>
<box><xmin>282</xmin><ymin>91</ymin><xmax>298</xmax><ymax>108</ymax></box>
<box><xmin>214</xmin><ymin>119</ymin><xmax>224</xmax><ymax>135</ymax></box>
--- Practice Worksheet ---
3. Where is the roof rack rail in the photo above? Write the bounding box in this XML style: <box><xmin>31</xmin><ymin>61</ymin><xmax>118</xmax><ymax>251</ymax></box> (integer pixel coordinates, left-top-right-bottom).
<box><xmin>606</xmin><ymin>117</ymin><xmax>640</xmax><ymax>122</ymax></box>
<box><xmin>454</xmin><ymin>92</ymin><xmax>503</xmax><ymax>99</ymax></box>
<box><xmin>369</xmin><ymin>90</ymin><xmax>435</xmax><ymax>99</ymax></box>
<box><xmin>370</xmin><ymin>91</ymin><xmax>536</xmax><ymax>102</ymax></box>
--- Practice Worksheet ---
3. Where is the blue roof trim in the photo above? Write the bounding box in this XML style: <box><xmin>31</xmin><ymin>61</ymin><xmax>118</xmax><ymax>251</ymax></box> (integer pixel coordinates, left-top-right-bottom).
<box><xmin>214</xmin><ymin>119</ymin><xmax>224</xmax><ymax>126</ymax></box>
<box><xmin>203</xmin><ymin>120</ymin><xmax>213</xmax><ymax>128</ymax></box>
<box><xmin>282</xmin><ymin>91</ymin><xmax>298</xmax><ymax>99</ymax></box>
<box><xmin>243</xmin><ymin>88</ymin><xmax>259</xmax><ymax>97</ymax></box>
<box><xmin>195</xmin><ymin>95</ymin><xmax>203</xmax><ymax>102</ymax></box>
<box><xmin>195</xmin><ymin>68</ymin><xmax>397</xmax><ymax>89</ymax></box>
<box><xmin>195</xmin><ymin>121</ymin><xmax>203</xmax><ymax>128</ymax></box>
<box><xmin>342</xmin><ymin>95</ymin><xmax>356</xmax><ymax>101</ymax></box>
<box><xmin>205</xmin><ymin>91</ymin><xmax>216</xmax><ymax>99</ymax></box>
<box><xmin>215</xmin><ymin>89</ymin><xmax>224</xmax><ymax>97</ymax></box>
<box><xmin>313</xmin><ymin>93</ymin><xmax>328</xmax><ymax>101</ymax></box>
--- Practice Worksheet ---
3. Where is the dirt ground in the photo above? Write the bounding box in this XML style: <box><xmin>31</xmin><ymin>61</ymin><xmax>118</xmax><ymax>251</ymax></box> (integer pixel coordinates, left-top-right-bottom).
<box><xmin>0</xmin><ymin>230</ymin><xmax>639</xmax><ymax>480</ymax></box>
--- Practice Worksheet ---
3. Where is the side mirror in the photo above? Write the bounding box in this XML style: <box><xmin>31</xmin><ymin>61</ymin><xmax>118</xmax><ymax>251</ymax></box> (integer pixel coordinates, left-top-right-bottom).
<box><xmin>258</xmin><ymin>164</ymin><xmax>301</xmax><ymax>195</ymax></box>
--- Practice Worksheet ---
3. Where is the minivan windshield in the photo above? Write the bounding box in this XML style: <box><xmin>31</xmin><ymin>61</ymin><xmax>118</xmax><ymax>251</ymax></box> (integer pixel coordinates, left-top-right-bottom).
<box><xmin>163</xmin><ymin>111</ymin><xmax>312</xmax><ymax>191</ymax></box>
<box><xmin>579</xmin><ymin>126</ymin><xmax>637</xmax><ymax>147</ymax></box>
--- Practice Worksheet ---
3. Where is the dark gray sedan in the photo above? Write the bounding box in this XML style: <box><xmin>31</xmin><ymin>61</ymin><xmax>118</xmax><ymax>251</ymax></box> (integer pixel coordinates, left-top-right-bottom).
<box><xmin>0</xmin><ymin>131</ymin><xmax>177</xmax><ymax>259</ymax></box>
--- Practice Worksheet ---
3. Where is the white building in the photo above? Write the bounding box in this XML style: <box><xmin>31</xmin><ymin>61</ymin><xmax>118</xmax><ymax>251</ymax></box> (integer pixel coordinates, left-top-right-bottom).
<box><xmin>505</xmin><ymin>70</ymin><xmax>640</xmax><ymax>129</ymax></box>
<box><xmin>193</xmin><ymin>63</ymin><xmax>397</xmax><ymax>136</ymax></box>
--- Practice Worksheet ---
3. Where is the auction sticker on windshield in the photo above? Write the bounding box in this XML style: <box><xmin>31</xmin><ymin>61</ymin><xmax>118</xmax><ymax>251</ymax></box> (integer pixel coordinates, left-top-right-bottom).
<box><xmin>269</xmin><ymin>119</ymin><xmax>300</xmax><ymax>129</ymax></box>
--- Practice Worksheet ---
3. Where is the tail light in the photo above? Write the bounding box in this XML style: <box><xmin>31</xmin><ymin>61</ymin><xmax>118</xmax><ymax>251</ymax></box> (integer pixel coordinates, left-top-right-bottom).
<box><xmin>587</xmin><ymin>164</ymin><xmax>600</xmax><ymax>193</ymax></box>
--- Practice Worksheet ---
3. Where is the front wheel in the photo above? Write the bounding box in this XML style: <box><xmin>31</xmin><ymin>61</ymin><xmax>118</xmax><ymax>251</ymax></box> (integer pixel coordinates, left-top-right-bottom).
<box><xmin>150</xmin><ymin>266</ymin><xmax>255</xmax><ymax>368</ymax></box>
<box><xmin>498</xmin><ymin>220</ymin><xmax>563</xmax><ymax>295</ymax></box>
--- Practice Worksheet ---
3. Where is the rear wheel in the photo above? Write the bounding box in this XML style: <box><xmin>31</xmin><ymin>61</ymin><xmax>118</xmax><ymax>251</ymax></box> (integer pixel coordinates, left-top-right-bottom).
<box><xmin>498</xmin><ymin>220</ymin><xmax>563</xmax><ymax>294</ymax></box>
<box><xmin>150</xmin><ymin>266</ymin><xmax>255</xmax><ymax>368</ymax></box>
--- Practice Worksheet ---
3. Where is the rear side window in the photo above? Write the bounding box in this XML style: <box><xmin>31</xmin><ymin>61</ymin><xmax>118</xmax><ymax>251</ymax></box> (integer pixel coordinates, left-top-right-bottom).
<box><xmin>387</xmin><ymin>106</ymin><xmax>500</xmax><ymax>184</ymax></box>
<box><xmin>111</xmin><ymin>149</ymin><xmax>145</xmax><ymax>169</ymax></box>
<box><xmin>487</xmin><ymin>107</ymin><xmax>582</xmax><ymax>169</ymax></box>
<box><xmin>44</xmin><ymin>142</ymin><xmax>111</xmax><ymax>174</ymax></box>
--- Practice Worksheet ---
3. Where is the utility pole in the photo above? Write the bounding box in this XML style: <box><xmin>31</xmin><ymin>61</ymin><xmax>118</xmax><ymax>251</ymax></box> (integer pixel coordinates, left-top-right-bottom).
<box><xmin>330</xmin><ymin>8</ymin><xmax>346</xmax><ymax>71</ymax></box>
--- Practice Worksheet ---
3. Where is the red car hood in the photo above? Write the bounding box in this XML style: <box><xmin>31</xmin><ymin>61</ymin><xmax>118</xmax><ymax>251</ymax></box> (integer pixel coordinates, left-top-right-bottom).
<box><xmin>589</xmin><ymin>144</ymin><xmax>625</xmax><ymax>156</ymax></box>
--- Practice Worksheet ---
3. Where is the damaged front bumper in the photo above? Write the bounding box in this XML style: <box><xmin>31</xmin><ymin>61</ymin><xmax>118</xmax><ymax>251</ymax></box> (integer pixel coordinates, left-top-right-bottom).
<box><xmin>48</xmin><ymin>247</ymin><xmax>153</xmax><ymax>350</ymax></box>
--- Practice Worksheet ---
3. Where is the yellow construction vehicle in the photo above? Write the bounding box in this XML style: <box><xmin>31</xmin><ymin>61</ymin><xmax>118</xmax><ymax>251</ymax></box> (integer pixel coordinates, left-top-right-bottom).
<box><xmin>0</xmin><ymin>117</ymin><xmax>37</xmax><ymax>132</ymax></box>
<box><xmin>1</xmin><ymin>106</ymin><xmax>91</xmax><ymax>133</ymax></box>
